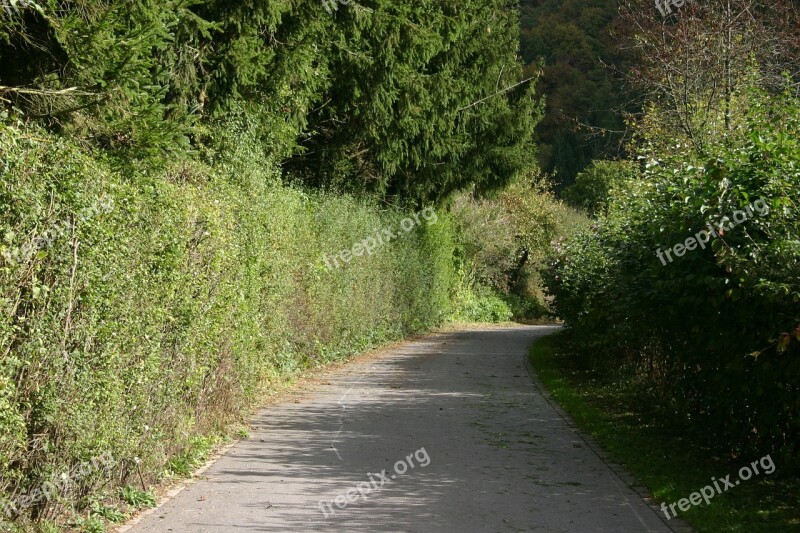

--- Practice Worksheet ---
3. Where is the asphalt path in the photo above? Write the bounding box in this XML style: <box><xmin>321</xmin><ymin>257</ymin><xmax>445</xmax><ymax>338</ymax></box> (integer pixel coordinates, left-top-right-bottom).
<box><xmin>122</xmin><ymin>325</ymin><xmax>676</xmax><ymax>533</ymax></box>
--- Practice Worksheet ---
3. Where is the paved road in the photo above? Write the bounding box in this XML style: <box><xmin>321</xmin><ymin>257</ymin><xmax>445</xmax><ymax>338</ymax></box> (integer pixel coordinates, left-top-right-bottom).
<box><xmin>123</xmin><ymin>325</ymin><xmax>675</xmax><ymax>533</ymax></box>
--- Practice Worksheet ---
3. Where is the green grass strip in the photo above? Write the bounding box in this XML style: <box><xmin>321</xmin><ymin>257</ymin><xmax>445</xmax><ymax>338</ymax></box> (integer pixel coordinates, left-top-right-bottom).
<box><xmin>529</xmin><ymin>332</ymin><xmax>799</xmax><ymax>532</ymax></box>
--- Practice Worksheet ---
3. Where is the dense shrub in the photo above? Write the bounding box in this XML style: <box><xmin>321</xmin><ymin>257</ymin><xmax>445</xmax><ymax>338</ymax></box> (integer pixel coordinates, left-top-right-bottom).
<box><xmin>452</xmin><ymin>286</ymin><xmax>513</xmax><ymax>323</ymax></box>
<box><xmin>0</xmin><ymin>2</ymin><xmax>547</xmax><ymax>530</ymax></box>
<box><xmin>0</xmin><ymin>116</ymin><xmax>456</xmax><ymax>528</ymax></box>
<box><xmin>449</xmin><ymin>180</ymin><xmax>589</xmax><ymax>321</ymax></box>
<box><xmin>561</xmin><ymin>160</ymin><xmax>636</xmax><ymax>217</ymax></box>
<box><xmin>544</xmin><ymin>87</ymin><xmax>800</xmax><ymax>458</ymax></box>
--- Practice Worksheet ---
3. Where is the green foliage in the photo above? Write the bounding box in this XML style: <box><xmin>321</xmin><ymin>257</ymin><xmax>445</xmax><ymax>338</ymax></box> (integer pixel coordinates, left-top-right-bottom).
<box><xmin>616</xmin><ymin>1</ymin><xmax>799</xmax><ymax>159</ymax></box>
<box><xmin>0</xmin><ymin>2</ymin><xmax>541</xmax><ymax>530</ymax></box>
<box><xmin>88</xmin><ymin>503</ymin><xmax>126</xmax><ymax>524</ymax></box>
<box><xmin>519</xmin><ymin>0</ymin><xmax>634</xmax><ymax>189</ymax></box>
<box><xmin>166</xmin><ymin>436</ymin><xmax>216</xmax><ymax>477</ymax></box>
<box><xmin>450</xmin><ymin>191</ymin><xmax>518</xmax><ymax>292</ymax></box>
<box><xmin>544</xmin><ymin>86</ymin><xmax>800</xmax><ymax>458</ymax></box>
<box><xmin>452</xmin><ymin>286</ymin><xmax>513</xmax><ymax>323</ymax></box>
<box><xmin>285</xmin><ymin>0</ymin><xmax>543</xmax><ymax>203</ymax></box>
<box><xmin>499</xmin><ymin>180</ymin><xmax>565</xmax><ymax>263</ymax></box>
<box><xmin>531</xmin><ymin>333</ymin><xmax>800</xmax><ymax>533</ymax></box>
<box><xmin>76</xmin><ymin>515</ymin><xmax>105</xmax><ymax>533</ymax></box>
<box><xmin>561</xmin><ymin>160</ymin><xmax>636</xmax><ymax>217</ymax></box>
<box><xmin>0</xmin><ymin>116</ymin><xmax>457</xmax><ymax>528</ymax></box>
<box><xmin>117</xmin><ymin>487</ymin><xmax>156</xmax><ymax>509</ymax></box>
<box><xmin>500</xmin><ymin>291</ymin><xmax>549</xmax><ymax>322</ymax></box>
<box><xmin>0</xmin><ymin>0</ymin><xmax>539</xmax><ymax>202</ymax></box>
<box><xmin>449</xmin><ymin>178</ymin><xmax>586</xmax><ymax>321</ymax></box>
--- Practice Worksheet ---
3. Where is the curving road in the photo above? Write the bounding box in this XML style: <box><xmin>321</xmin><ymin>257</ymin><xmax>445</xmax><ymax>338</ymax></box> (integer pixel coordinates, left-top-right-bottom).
<box><xmin>121</xmin><ymin>325</ymin><xmax>679</xmax><ymax>533</ymax></box>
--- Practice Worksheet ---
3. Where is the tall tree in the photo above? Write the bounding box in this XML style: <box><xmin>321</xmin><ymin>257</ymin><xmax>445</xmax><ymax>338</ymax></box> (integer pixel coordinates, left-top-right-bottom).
<box><xmin>617</xmin><ymin>0</ymin><xmax>800</xmax><ymax>155</ymax></box>
<box><xmin>286</xmin><ymin>0</ymin><xmax>542</xmax><ymax>204</ymax></box>
<box><xmin>0</xmin><ymin>0</ymin><xmax>539</xmax><ymax>203</ymax></box>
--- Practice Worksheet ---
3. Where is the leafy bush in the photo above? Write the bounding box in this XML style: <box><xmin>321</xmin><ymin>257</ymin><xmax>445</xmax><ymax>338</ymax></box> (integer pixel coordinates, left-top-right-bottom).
<box><xmin>561</xmin><ymin>160</ymin><xmax>636</xmax><ymax>217</ymax></box>
<box><xmin>452</xmin><ymin>286</ymin><xmax>513</xmax><ymax>323</ymax></box>
<box><xmin>450</xmin><ymin>191</ymin><xmax>518</xmax><ymax>292</ymax></box>
<box><xmin>450</xmin><ymin>179</ymin><xmax>590</xmax><ymax>320</ymax></box>
<box><xmin>544</xmin><ymin>87</ymin><xmax>800</xmax><ymax>459</ymax></box>
<box><xmin>117</xmin><ymin>487</ymin><xmax>156</xmax><ymax>509</ymax></box>
<box><xmin>0</xmin><ymin>116</ymin><xmax>457</xmax><ymax>528</ymax></box>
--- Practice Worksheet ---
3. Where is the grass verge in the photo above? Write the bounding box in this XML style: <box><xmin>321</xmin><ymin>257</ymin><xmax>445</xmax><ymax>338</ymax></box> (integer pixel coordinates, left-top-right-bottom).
<box><xmin>529</xmin><ymin>331</ymin><xmax>800</xmax><ymax>533</ymax></box>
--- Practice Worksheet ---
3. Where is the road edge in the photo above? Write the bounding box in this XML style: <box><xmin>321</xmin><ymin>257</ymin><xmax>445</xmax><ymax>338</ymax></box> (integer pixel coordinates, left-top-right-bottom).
<box><xmin>113</xmin><ymin>324</ymin><xmax>466</xmax><ymax>531</ymax></box>
<box><xmin>523</xmin><ymin>332</ymin><xmax>695</xmax><ymax>533</ymax></box>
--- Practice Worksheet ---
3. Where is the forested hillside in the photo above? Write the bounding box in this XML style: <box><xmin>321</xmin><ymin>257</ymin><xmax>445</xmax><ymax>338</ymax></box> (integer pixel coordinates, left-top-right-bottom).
<box><xmin>519</xmin><ymin>0</ymin><xmax>632</xmax><ymax>190</ymax></box>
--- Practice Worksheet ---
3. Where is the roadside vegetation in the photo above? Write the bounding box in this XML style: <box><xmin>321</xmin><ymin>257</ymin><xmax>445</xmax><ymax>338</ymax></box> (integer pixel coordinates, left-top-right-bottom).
<box><xmin>545</xmin><ymin>0</ymin><xmax>800</xmax><ymax>464</ymax></box>
<box><xmin>530</xmin><ymin>334</ymin><xmax>800</xmax><ymax>532</ymax></box>
<box><xmin>537</xmin><ymin>1</ymin><xmax>800</xmax><ymax>530</ymax></box>
<box><xmin>1</xmin><ymin>0</ymin><xmax>797</xmax><ymax>531</ymax></box>
<box><xmin>0</xmin><ymin>115</ymin><xmax>460</xmax><ymax>532</ymax></box>
<box><xmin>450</xmin><ymin>182</ymin><xmax>589</xmax><ymax>323</ymax></box>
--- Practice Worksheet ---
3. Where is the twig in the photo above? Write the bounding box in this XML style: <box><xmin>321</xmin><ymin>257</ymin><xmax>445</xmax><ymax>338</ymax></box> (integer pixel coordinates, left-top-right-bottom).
<box><xmin>457</xmin><ymin>75</ymin><xmax>537</xmax><ymax>112</ymax></box>
<box><xmin>136</xmin><ymin>463</ymin><xmax>147</xmax><ymax>491</ymax></box>
<box><xmin>61</xmin><ymin>227</ymin><xmax>79</xmax><ymax>360</ymax></box>
<box><xmin>0</xmin><ymin>85</ymin><xmax>96</xmax><ymax>97</ymax></box>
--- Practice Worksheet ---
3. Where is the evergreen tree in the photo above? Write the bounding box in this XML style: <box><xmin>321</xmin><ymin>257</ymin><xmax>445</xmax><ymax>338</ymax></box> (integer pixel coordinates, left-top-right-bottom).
<box><xmin>0</xmin><ymin>0</ymin><xmax>539</xmax><ymax>202</ymax></box>
<box><xmin>286</xmin><ymin>0</ymin><xmax>541</xmax><ymax>203</ymax></box>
